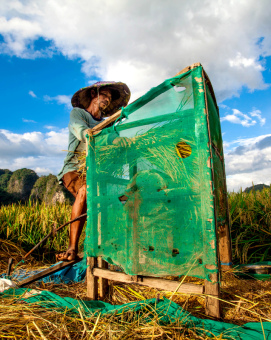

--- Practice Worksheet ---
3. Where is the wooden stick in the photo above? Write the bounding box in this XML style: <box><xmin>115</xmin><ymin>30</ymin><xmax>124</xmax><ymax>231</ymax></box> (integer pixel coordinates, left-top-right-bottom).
<box><xmin>92</xmin><ymin>268</ymin><xmax>203</xmax><ymax>294</ymax></box>
<box><xmin>87</xmin><ymin>257</ymin><xmax>98</xmax><ymax>300</ymax></box>
<box><xmin>23</xmin><ymin>213</ymin><xmax>87</xmax><ymax>260</ymax></box>
<box><xmin>7</xmin><ymin>258</ymin><xmax>13</xmax><ymax>276</ymax></box>
<box><xmin>17</xmin><ymin>255</ymin><xmax>83</xmax><ymax>287</ymax></box>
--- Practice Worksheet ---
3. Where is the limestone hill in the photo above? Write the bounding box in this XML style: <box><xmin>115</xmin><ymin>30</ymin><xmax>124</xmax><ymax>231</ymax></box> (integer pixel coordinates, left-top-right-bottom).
<box><xmin>0</xmin><ymin>168</ymin><xmax>74</xmax><ymax>205</ymax></box>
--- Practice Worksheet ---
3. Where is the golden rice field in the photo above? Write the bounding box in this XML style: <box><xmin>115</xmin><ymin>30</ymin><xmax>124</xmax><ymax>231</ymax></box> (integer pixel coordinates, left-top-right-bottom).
<box><xmin>1</xmin><ymin>187</ymin><xmax>271</xmax><ymax>264</ymax></box>
<box><xmin>0</xmin><ymin>201</ymin><xmax>72</xmax><ymax>261</ymax></box>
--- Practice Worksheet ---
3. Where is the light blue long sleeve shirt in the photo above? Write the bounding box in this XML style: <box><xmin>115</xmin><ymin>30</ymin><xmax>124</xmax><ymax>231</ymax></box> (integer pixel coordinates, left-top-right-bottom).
<box><xmin>57</xmin><ymin>107</ymin><xmax>117</xmax><ymax>182</ymax></box>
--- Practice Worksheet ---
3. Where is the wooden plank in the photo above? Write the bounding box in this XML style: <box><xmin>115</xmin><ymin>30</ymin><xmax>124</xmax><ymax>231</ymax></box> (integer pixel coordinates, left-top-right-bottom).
<box><xmin>98</xmin><ymin>257</ymin><xmax>109</xmax><ymax>299</ymax></box>
<box><xmin>93</xmin><ymin>268</ymin><xmax>203</xmax><ymax>294</ymax></box>
<box><xmin>91</xmin><ymin>109</ymin><xmax>123</xmax><ymax>133</ymax></box>
<box><xmin>205</xmin><ymin>273</ymin><xmax>221</xmax><ymax>318</ymax></box>
<box><xmin>173</xmin><ymin>63</ymin><xmax>201</xmax><ymax>77</ymax></box>
<box><xmin>87</xmin><ymin>257</ymin><xmax>98</xmax><ymax>300</ymax></box>
<box><xmin>18</xmin><ymin>255</ymin><xmax>83</xmax><ymax>287</ymax></box>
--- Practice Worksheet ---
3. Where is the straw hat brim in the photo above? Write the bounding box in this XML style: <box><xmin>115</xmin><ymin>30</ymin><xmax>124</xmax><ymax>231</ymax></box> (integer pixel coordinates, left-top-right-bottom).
<box><xmin>71</xmin><ymin>81</ymin><xmax>131</xmax><ymax>116</ymax></box>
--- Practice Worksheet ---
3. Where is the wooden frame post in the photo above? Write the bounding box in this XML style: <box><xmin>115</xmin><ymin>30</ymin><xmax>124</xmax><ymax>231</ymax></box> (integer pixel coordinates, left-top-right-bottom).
<box><xmin>98</xmin><ymin>257</ymin><xmax>109</xmax><ymax>299</ymax></box>
<box><xmin>87</xmin><ymin>257</ymin><xmax>98</xmax><ymax>300</ymax></box>
<box><xmin>205</xmin><ymin>273</ymin><xmax>221</xmax><ymax>318</ymax></box>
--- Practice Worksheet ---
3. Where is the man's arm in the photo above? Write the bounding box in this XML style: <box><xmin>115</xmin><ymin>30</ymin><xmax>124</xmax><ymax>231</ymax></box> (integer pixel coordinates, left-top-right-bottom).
<box><xmin>69</xmin><ymin>109</ymin><xmax>90</xmax><ymax>142</ymax></box>
<box><xmin>85</xmin><ymin>129</ymin><xmax>131</xmax><ymax>147</ymax></box>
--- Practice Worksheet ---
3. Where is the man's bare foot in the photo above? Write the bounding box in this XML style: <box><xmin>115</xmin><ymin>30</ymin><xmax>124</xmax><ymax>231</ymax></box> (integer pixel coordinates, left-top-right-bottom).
<box><xmin>56</xmin><ymin>248</ymin><xmax>78</xmax><ymax>262</ymax></box>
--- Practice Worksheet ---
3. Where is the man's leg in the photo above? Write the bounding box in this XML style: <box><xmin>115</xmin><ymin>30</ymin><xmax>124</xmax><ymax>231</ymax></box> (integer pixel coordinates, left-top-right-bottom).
<box><xmin>57</xmin><ymin>184</ymin><xmax>87</xmax><ymax>261</ymax></box>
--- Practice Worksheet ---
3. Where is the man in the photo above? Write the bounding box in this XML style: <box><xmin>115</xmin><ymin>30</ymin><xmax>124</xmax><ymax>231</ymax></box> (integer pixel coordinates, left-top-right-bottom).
<box><xmin>57</xmin><ymin>81</ymin><xmax>131</xmax><ymax>261</ymax></box>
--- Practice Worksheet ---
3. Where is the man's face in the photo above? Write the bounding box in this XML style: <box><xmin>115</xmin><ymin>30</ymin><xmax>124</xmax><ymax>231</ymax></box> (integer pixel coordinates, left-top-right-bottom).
<box><xmin>92</xmin><ymin>89</ymin><xmax>112</xmax><ymax>111</ymax></box>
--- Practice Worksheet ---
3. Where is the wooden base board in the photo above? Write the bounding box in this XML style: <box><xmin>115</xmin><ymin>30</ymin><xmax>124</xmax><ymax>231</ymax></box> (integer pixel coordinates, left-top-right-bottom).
<box><xmin>93</xmin><ymin>267</ymin><xmax>203</xmax><ymax>294</ymax></box>
<box><xmin>86</xmin><ymin>257</ymin><xmax>221</xmax><ymax>318</ymax></box>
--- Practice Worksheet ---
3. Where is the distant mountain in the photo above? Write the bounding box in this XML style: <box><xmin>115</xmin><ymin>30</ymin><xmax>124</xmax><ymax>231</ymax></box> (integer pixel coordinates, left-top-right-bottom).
<box><xmin>244</xmin><ymin>184</ymin><xmax>270</xmax><ymax>193</ymax></box>
<box><xmin>7</xmin><ymin>168</ymin><xmax>39</xmax><ymax>201</ymax></box>
<box><xmin>0</xmin><ymin>188</ymin><xmax>15</xmax><ymax>205</ymax></box>
<box><xmin>30</xmin><ymin>174</ymin><xmax>74</xmax><ymax>204</ymax></box>
<box><xmin>0</xmin><ymin>169</ymin><xmax>12</xmax><ymax>191</ymax></box>
<box><xmin>0</xmin><ymin>168</ymin><xmax>74</xmax><ymax>205</ymax></box>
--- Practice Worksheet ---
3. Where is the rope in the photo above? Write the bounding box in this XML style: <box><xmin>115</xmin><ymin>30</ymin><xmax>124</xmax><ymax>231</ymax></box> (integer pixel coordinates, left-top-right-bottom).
<box><xmin>220</xmin><ymin>262</ymin><xmax>233</xmax><ymax>266</ymax></box>
<box><xmin>93</xmin><ymin>130</ymin><xmax>103</xmax><ymax>137</ymax></box>
<box><xmin>113</xmin><ymin>107</ymin><xmax>128</xmax><ymax>135</ymax></box>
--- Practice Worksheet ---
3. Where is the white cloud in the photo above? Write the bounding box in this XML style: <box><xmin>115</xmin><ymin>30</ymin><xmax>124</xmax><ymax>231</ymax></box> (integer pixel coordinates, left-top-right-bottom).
<box><xmin>0</xmin><ymin>128</ymin><xmax>69</xmax><ymax>175</ymax></box>
<box><xmin>230</xmin><ymin>134</ymin><xmax>271</xmax><ymax>148</ymax></box>
<box><xmin>28</xmin><ymin>90</ymin><xmax>37</xmax><ymax>98</ymax></box>
<box><xmin>221</xmin><ymin>108</ymin><xmax>265</xmax><ymax>127</ymax></box>
<box><xmin>45</xmin><ymin>129</ymin><xmax>69</xmax><ymax>147</ymax></box>
<box><xmin>224</xmin><ymin>134</ymin><xmax>271</xmax><ymax>191</ymax></box>
<box><xmin>22</xmin><ymin>118</ymin><xmax>36</xmax><ymax>123</ymax></box>
<box><xmin>226</xmin><ymin>170</ymin><xmax>271</xmax><ymax>193</ymax></box>
<box><xmin>250</xmin><ymin>109</ymin><xmax>266</xmax><ymax>126</ymax></box>
<box><xmin>229</xmin><ymin>52</ymin><xmax>264</xmax><ymax>70</ymax></box>
<box><xmin>44</xmin><ymin>94</ymin><xmax>72</xmax><ymax>109</ymax></box>
<box><xmin>0</xmin><ymin>0</ymin><xmax>270</xmax><ymax>101</ymax></box>
<box><xmin>219</xmin><ymin>104</ymin><xmax>229</xmax><ymax>110</ymax></box>
<box><xmin>44</xmin><ymin>125</ymin><xmax>57</xmax><ymax>130</ymax></box>
<box><xmin>34</xmin><ymin>167</ymin><xmax>53</xmax><ymax>175</ymax></box>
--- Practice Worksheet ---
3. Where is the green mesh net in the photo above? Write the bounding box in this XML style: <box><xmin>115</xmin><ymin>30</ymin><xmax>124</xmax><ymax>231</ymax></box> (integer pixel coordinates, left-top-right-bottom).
<box><xmin>85</xmin><ymin>65</ymin><xmax>228</xmax><ymax>280</ymax></box>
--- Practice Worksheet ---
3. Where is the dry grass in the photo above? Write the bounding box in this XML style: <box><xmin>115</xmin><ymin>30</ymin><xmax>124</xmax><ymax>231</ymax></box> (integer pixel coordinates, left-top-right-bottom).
<box><xmin>0</xmin><ymin>299</ymin><xmax>211</xmax><ymax>340</ymax></box>
<box><xmin>1</xmin><ymin>240</ymin><xmax>271</xmax><ymax>339</ymax></box>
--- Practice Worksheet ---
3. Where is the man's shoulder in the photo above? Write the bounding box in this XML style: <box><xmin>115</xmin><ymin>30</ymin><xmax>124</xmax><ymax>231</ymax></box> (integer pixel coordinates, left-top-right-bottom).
<box><xmin>70</xmin><ymin>107</ymin><xmax>87</xmax><ymax>115</ymax></box>
<box><xmin>70</xmin><ymin>107</ymin><xmax>104</xmax><ymax>126</ymax></box>
<box><xmin>70</xmin><ymin>107</ymin><xmax>91</xmax><ymax>120</ymax></box>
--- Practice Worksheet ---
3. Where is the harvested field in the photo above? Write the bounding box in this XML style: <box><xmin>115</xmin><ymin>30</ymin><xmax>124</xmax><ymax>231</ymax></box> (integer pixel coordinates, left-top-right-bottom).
<box><xmin>1</xmin><ymin>239</ymin><xmax>271</xmax><ymax>339</ymax></box>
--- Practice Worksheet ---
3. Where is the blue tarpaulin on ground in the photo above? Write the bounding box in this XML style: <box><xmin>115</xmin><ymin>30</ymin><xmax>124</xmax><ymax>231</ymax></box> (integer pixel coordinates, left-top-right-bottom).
<box><xmin>2</xmin><ymin>261</ymin><xmax>87</xmax><ymax>284</ymax></box>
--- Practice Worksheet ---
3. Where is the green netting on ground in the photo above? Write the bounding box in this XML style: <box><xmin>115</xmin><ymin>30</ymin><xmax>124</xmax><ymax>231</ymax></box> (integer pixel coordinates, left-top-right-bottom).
<box><xmin>2</xmin><ymin>288</ymin><xmax>271</xmax><ymax>340</ymax></box>
<box><xmin>85</xmin><ymin>65</ymin><xmax>226</xmax><ymax>279</ymax></box>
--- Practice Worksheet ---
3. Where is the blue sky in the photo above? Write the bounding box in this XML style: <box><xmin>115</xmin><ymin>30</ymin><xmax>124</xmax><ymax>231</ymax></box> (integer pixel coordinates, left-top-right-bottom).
<box><xmin>1</xmin><ymin>51</ymin><xmax>86</xmax><ymax>133</ymax></box>
<box><xmin>0</xmin><ymin>0</ymin><xmax>271</xmax><ymax>191</ymax></box>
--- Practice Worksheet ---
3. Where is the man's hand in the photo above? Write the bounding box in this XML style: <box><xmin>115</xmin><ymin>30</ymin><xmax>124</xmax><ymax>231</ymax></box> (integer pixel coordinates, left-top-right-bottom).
<box><xmin>113</xmin><ymin>137</ymin><xmax>132</xmax><ymax>147</ymax></box>
<box><xmin>84</xmin><ymin>128</ymin><xmax>93</xmax><ymax>137</ymax></box>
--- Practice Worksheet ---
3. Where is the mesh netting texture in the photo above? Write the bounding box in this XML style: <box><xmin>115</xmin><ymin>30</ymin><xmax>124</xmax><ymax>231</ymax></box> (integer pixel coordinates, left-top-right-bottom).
<box><xmin>85</xmin><ymin>66</ymin><xmax>227</xmax><ymax>280</ymax></box>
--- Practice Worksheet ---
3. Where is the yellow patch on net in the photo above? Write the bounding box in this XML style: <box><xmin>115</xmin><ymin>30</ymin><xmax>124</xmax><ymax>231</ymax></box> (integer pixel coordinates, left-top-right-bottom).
<box><xmin>194</xmin><ymin>77</ymin><xmax>203</xmax><ymax>83</ymax></box>
<box><xmin>175</xmin><ymin>142</ymin><xmax>192</xmax><ymax>158</ymax></box>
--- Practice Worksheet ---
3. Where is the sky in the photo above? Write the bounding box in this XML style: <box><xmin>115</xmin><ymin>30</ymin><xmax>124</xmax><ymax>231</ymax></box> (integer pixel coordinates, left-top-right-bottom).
<box><xmin>0</xmin><ymin>0</ymin><xmax>271</xmax><ymax>192</ymax></box>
